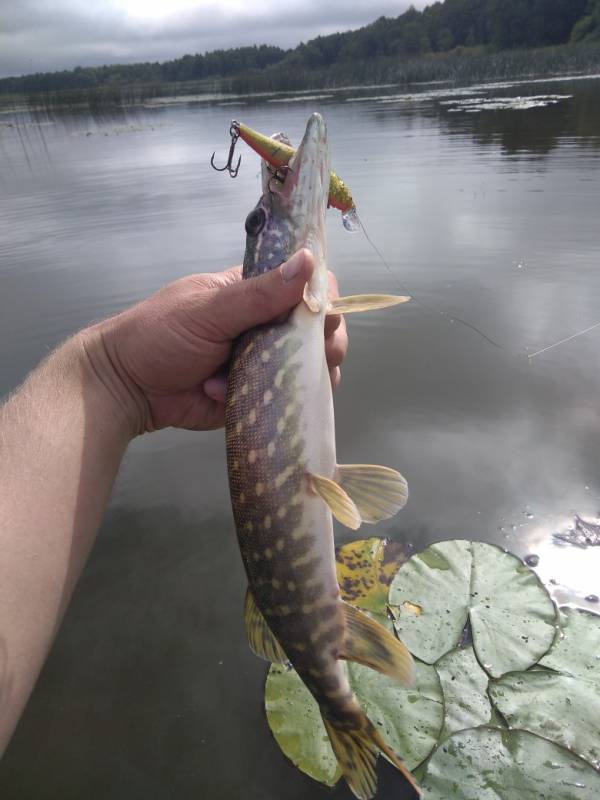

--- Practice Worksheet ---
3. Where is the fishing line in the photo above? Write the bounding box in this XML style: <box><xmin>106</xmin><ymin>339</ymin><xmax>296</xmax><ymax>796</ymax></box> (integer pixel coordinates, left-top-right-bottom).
<box><xmin>526</xmin><ymin>319</ymin><xmax>600</xmax><ymax>362</ymax></box>
<box><xmin>360</xmin><ymin>217</ymin><xmax>600</xmax><ymax>362</ymax></box>
<box><xmin>357</xmin><ymin>214</ymin><xmax>600</xmax><ymax>362</ymax></box>
<box><xmin>356</xmin><ymin>215</ymin><xmax>506</xmax><ymax>351</ymax></box>
<box><xmin>214</xmin><ymin>121</ymin><xmax>595</xmax><ymax>362</ymax></box>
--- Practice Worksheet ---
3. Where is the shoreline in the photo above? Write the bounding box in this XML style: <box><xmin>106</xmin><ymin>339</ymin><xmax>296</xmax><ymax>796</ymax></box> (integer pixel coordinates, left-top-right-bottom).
<box><xmin>1</xmin><ymin>43</ymin><xmax>600</xmax><ymax>112</ymax></box>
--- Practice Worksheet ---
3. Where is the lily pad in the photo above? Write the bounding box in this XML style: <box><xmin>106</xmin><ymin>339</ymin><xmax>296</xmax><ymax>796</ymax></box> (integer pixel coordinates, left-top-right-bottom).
<box><xmin>347</xmin><ymin>659</ymin><xmax>444</xmax><ymax>770</ymax></box>
<box><xmin>264</xmin><ymin>663</ymin><xmax>341</xmax><ymax>786</ymax></box>
<box><xmin>263</xmin><ymin>538</ymin><xmax>599</xmax><ymax>795</ymax></box>
<box><xmin>489</xmin><ymin>670</ymin><xmax>600</xmax><ymax>770</ymax></box>
<box><xmin>421</xmin><ymin>727</ymin><xmax>600</xmax><ymax>800</ymax></box>
<box><xmin>470</xmin><ymin>542</ymin><xmax>557</xmax><ymax>678</ymax></box>
<box><xmin>336</xmin><ymin>537</ymin><xmax>410</xmax><ymax>614</ymax></box>
<box><xmin>389</xmin><ymin>540</ymin><xmax>472</xmax><ymax>663</ymax></box>
<box><xmin>390</xmin><ymin>540</ymin><xmax>557</xmax><ymax>676</ymax></box>
<box><xmin>435</xmin><ymin>646</ymin><xmax>492</xmax><ymax>740</ymax></box>
<box><xmin>264</xmin><ymin>658</ymin><xmax>444</xmax><ymax>787</ymax></box>
<box><xmin>539</xmin><ymin>607</ymin><xmax>600</xmax><ymax>683</ymax></box>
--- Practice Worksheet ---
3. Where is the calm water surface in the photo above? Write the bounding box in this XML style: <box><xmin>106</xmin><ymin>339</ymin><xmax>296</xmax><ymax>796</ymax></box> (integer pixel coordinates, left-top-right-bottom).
<box><xmin>1</xmin><ymin>76</ymin><xmax>600</xmax><ymax>798</ymax></box>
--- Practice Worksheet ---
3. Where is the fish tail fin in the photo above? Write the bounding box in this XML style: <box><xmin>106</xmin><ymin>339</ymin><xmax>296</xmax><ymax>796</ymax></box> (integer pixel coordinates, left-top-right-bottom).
<box><xmin>322</xmin><ymin>706</ymin><xmax>421</xmax><ymax>800</ymax></box>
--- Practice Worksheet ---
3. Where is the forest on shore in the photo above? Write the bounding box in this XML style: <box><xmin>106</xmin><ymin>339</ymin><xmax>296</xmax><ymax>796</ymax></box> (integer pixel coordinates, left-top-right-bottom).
<box><xmin>1</xmin><ymin>0</ymin><xmax>600</xmax><ymax>101</ymax></box>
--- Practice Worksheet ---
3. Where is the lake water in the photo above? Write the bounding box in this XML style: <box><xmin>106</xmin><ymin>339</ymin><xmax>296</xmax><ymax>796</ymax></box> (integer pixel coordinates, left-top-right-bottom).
<box><xmin>1</xmin><ymin>75</ymin><xmax>600</xmax><ymax>798</ymax></box>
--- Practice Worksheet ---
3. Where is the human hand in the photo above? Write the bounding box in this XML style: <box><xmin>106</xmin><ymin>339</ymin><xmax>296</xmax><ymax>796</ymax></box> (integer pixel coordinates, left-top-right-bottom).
<box><xmin>82</xmin><ymin>249</ymin><xmax>347</xmax><ymax>435</ymax></box>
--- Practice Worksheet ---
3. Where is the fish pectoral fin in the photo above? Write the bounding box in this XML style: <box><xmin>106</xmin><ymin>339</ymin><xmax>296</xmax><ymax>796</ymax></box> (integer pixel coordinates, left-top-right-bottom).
<box><xmin>308</xmin><ymin>472</ymin><xmax>362</xmax><ymax>530</ymax></box>
<box><xmin>336</xmin><ymin>464</ymin><xmax>408</xmax><ymax>524</ymax></box>
<box><xmin>326</xmin><ymin>294</ymin><xmax>410</xmax><ymax>315</ymax></box>
<box><xmin>244</xmin><ymin>588</ymin><xmax>288</xmax><ymax>664</ymax></box>
<box><xmin>303</xmin><ymin>282</ymin><xmax>322</xmax><ymax>313</ymax></box>
<box><xmin>340</xmin><ymin>601</ymin><xmax>415</xmax><ymax>686</ymax></box>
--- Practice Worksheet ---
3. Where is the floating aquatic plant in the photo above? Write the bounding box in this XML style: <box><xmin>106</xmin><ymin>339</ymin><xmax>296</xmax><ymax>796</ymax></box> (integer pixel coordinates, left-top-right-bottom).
<box><xmin>263</xmin><ymin>537</ymin><xmax>600</xmax><ymax>798</ymax></box>
<box><xmin>389</xmin><ymin>540</ymin><xmax>557</xmax><ymax>677</ymax></box>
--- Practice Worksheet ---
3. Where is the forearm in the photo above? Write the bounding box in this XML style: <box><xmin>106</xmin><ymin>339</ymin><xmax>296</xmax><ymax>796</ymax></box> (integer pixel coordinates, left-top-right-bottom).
<box><xmin>0</xmin><ymin>334</ymin><xmax>131</xmax><ymax>752</ymax></box>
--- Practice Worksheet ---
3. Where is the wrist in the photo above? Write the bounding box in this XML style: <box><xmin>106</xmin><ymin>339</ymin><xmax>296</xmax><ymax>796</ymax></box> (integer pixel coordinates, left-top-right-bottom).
<box><xmin>74</xmin><ymin>323</ymin><xmax>149</xmax><ymax>440</ymax></box>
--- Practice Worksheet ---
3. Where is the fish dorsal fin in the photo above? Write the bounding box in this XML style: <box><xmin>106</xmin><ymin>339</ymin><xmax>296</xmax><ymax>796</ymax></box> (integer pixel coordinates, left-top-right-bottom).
<box><xmin>339</xmin><ymin>601</ymin><xmax>415</xmax><ymax>686</ymax></box>
<box><xmin>244</xmin><ymin>588</ymin><xmax>288</xmax><ymax>664</ymax></box>
<box><xmin>327</xmin><ymin>294</ymin><xmax>410</xmax><ymax>315</ymax></box>
<box><xmin>336</xmin><ymin>464</ymin><xmax>408</xmax><ymax>524</ymax></box>
<box><xmin>308</xmin><ymin>472</ymin><xmax>362</xmax><ymax>530</ymax></box>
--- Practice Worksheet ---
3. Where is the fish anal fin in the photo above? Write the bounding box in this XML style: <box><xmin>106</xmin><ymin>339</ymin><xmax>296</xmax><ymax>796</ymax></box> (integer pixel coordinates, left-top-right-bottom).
<box><xmin>308</xmin><ymin>472</ymin><xmax>361</xmax><ymax>530</ymax></box>
<box><xmin>244</xmin><ymin>588</ymin><xmax>287</xmax><ymax>664</ymax></box>
<box><xmin>323</xmin><ymin>708</ymin><xmax>421</xmax><ymax>800</ymax></box>
<box><xmin>327</xmin><ymin>294</ymin><xmax>410</xmax><ymax>315</ymax></box>
<box><xmin>337</xmin><ymin>464</ymin><xmax>408</xmax><ymax>524</ymax></box>
<box><xmin>340</xmin><ymin>601</ymin><xmax>415</xmax><ymax>686</ymax></box>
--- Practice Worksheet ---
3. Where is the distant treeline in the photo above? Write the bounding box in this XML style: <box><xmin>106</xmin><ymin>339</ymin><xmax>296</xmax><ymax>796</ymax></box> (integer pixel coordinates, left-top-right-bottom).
<box><xmin>0</xmin><ymin>45</ymin><xmax>285</xmax><ymax>95</ymax></box>
<box><xmin>225</xmin><ymin>42</ymin><xmax>600</xmax><ymax>96</ymax></box>
<box><xmin>1</xmin><ymin>0</ymin><xmax>600</xmax><ymax>97</ymax></box>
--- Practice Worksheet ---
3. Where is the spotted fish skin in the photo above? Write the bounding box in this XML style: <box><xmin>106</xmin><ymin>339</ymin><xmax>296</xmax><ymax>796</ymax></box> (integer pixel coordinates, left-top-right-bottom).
<box><xmin>225</xmin><ymin>114</ymin><xmax>418</xmax><ymax>799</ymax></box>
<box><xmin>226</xmin><ymin>113</ymin><xmax>347</xmax><ymax>717</ymax></box>
<box><xmin>226</xmin><ymin>317</ymin><xmax>351</xmax><ymax>713</ymax></box>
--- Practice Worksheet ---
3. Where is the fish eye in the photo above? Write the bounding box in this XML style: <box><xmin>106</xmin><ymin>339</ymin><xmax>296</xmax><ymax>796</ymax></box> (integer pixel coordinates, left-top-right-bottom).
<box><xmin>245</xmin><ymin>207</ymin><xmax>266</xmax><ymax>237</ymax></box>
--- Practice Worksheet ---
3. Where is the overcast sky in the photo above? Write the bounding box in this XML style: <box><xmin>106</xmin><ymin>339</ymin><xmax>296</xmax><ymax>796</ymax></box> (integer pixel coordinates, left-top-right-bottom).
<box><xmin>0</xmin><ymin>0</ymin><xmax>430</xmax><ymax>79</ymax></box>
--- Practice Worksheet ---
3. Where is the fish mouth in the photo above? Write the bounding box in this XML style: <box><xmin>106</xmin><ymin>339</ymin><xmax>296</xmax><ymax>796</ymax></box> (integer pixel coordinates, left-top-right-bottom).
<box><xmin>273</xmin><ymin>113</ymin><xmax>331</xmax><ymax>227</ymax></box>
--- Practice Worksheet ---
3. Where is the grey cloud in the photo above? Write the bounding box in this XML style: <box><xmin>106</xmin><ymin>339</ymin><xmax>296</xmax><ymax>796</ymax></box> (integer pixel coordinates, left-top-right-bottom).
<box><xmin>0</xmin><ymin>0</ymin><xmax>429</xmax><ymax>78</ymax></box>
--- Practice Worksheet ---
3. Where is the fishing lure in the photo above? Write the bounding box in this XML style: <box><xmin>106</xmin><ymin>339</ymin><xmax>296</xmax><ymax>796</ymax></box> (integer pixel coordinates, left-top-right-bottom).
<box><xmin>211</xmin><ymin>118</ymin><xmax>505</xmax><ymax>351</ymax></box>
<box><xmin>211</xmin><ymin>119</ymin><xmax>358</xmax><ymax>227</ymax></box>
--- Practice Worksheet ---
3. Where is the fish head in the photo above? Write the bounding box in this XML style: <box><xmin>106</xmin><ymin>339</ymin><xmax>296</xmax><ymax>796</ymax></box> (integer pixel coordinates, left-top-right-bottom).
<box><xmin>242</xmin><ymin>112</ymin><xmax>330</xmax><ymax>297</ymax></box>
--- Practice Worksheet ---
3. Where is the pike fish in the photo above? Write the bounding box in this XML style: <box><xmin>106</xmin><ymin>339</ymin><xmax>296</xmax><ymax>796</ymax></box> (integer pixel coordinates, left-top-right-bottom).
<box><xmin>225</xmin><ymin>113</ymin><xmax>419</xmax><ymax>800</ymax></box>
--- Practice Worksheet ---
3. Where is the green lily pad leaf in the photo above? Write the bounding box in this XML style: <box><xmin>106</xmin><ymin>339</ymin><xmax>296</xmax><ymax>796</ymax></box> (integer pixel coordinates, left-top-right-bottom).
<box><xmin>435</xmin><ymin>646</ymin><xmax>492</xmax><ymax>740</ymax></box>
<box><xmin>389</xmin><ymin>540</ymin><xmax>472</xmax><ymax>663</ymax></box>
<box><xmin>489</xmin><ymin>670</ymin><xmax>600</xmax><ymax>770</ymax></box>
<box><xmin>347</xmin><ymin>659</ymin><xmax>444</xmax><ymax>770</ymax></box>
<box><xmin>540</xmin><ymin>607</ymin><xmax>600</xmax><ymax>682</ymax></box>
<box><xmin>390</xmin><ymin>540</ymin><xmax>557</xmax><ymax>676</ymax></box>
<box><xmin>265</xmin><ymin>658</ymin><xmax>443</xmax><ymax>786</ymax></box>
<box><xmin>421</xmin><ymin>727</ymin><xmax>600</xmax><ymax>800</ymax></box>
<box><xmin>264</xmin><ymin>664</ymin><xmax>341</xmax><ymax>787</ymax></box>
<box><xmin>336</xmin><ymin>537</ymin><xmax>410</xmax><ymax>614</ymax></box>
<box><xmin>469</xmin><ymin>542</ymin><xmax>557</xmax><ymax>678</ymax></box>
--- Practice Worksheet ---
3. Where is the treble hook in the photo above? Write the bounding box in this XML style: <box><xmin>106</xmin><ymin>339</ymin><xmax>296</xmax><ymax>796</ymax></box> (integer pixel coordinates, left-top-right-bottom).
<box><xmin>210</xmin><ymin>121</ymin><xmax>241</xmax><ymax>178</ymax></box>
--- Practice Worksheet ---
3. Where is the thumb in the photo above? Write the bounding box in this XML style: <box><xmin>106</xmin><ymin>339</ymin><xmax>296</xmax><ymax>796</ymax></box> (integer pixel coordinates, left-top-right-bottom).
<box><xmin>211</xmin><ymin>249</ymin><xmax>314</xmax><ymax>339</ymax></box>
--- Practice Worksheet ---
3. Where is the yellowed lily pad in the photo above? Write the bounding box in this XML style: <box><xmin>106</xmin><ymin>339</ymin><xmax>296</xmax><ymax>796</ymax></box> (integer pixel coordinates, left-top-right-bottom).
<box><xmin>336</xmin><ymin>537</ymin><xmax>410</xmax><ymax>614</ymax></box>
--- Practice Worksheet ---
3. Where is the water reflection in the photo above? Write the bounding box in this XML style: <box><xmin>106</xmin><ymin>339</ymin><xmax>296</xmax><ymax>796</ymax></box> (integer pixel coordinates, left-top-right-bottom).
<box><xmin>1</xmin><ymin>74</ymin><xmax>600</xmax><ymax>799</ymax></box>
<box><xmin>447</xmin><ymin>89</ymin><xmax>600</xmax><ymax>155</ymax></box>
<box><xmin>522</xmin><ymin>514</ymin><xmax>600</xmax><ymax>609</ymax></box>
<box><xmin>351</xmin><ymin>76</ymin><xmax>600</xmax><ymax>156</ymax></box>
